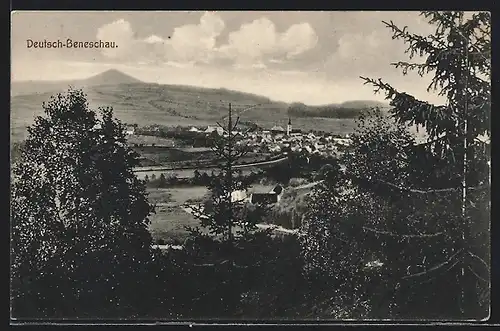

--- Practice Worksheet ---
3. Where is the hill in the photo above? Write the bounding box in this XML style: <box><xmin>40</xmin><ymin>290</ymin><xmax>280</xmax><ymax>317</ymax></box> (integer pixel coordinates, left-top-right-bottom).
<box><xmin>11</xmin><ymin>69</ymin><xmax>143</xmax><ymax>97</ymax></box>
<box><xmin>10</xmin><ymin>70</ymin><xmax>380</xmax><ymax>142</ymax></box>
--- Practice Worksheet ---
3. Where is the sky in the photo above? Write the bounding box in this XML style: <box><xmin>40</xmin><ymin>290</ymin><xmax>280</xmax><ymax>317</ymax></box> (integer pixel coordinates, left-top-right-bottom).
<box><xmin>11</xmin><ymin>11</ymin><xmax>458</xmax><ymax>105</ymax></box>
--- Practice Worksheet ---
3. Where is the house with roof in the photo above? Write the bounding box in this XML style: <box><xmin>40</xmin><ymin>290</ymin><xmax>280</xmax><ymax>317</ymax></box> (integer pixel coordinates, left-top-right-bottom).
<box><xmin>271</xmin><ymin>125</ymin><xmax>286</xmax><ymax>134</ymax></box>
<box><xmin>249</xmin><ymin>184</ymin><xmax>284</xmax><ymax>205</ymax></box>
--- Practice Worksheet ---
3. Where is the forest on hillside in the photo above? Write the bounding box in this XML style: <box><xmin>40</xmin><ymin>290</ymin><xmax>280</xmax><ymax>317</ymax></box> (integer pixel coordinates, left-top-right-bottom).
<box><xmin>287</xmin><ymin>102</ymin><xmax>386</xmax><ymax>119</ymax></box>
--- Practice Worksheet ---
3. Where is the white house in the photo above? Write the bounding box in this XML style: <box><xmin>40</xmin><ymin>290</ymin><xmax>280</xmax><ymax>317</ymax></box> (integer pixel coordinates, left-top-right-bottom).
<box><xmin>189</xmin><ymin>127</ymin><xmax>200</xmax><ymax>132</ymax></box>
<box><xmin>270</xmin><ymin>145</ymin><xmax>282</xmax><ymax>153</ymax></box>
<box><xmin>125</xmin><ymin>125</ymin><xmax>136</xmax><ymax>135</ymax></box>
<box><xmin>205</xmin><ymin>126</ymin><xmax>224</xmax><ymax>135</ymax></box>
<box><xmin>231</xmin><ymin>189</ymin><xmax>248</xmax><ymax>203</ymax></box>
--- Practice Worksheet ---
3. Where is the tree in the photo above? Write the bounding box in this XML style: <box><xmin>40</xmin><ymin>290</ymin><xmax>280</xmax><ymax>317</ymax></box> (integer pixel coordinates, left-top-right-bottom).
<box><xmin>359</xmin><ymin>11</ymin><xmax>490</xmax><ymax>318</ymax></box>
<box><xmin>10</xmin><ymin>89</ymin><xmax>156</xmax><ymax>318</ymax></box>
<box><xmin>158</xmin><ymin>173</ymin><xmax>167</xmax><ymax>188</ymax></box>
<box><xmin>193</xmin><ymin>169</ymin><xmax>201</xmax><ymax>181</ymax></box>
<box><xmin>189</xmin><ymin>103</ymin><xmax>263</xmax><ymax>245</ymax></box>
<box><xmin>287</xmin><ymin>102</ymin><xmax>308</xmax><ymax>117</ymax></box>
<box><xmin>299</xmin><ymin>12</ymin><xmax>490</xmax><ymax>319</ymax></box>
<box><xmin>300</xmin><ymin>112</ymin><xmax>417</xmax><ymax>317</ymax></box>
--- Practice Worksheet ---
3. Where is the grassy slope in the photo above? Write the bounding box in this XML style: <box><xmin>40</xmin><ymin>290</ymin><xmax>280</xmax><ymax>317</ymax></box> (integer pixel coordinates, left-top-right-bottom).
<box><xmin>146</xmin><ymin>181</ymin><xmax>313</xmax><ymax>243</ymax></box>
<box><xmin>11</xmin><ymin>82</ymin><xmax>363</xmax><ymax>143</ymax></box>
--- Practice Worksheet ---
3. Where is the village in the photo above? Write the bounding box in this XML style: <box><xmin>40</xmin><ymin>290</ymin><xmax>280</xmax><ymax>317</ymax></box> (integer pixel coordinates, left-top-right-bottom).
<box><xmin>128</xmin><ymin>117</ymin><xmax>352</xmax><ymax>159</ymax></box>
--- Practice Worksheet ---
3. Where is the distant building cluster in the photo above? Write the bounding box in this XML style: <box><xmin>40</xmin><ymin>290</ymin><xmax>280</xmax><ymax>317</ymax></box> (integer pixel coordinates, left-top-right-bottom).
<box><xmin>242</xmin><ymin>129</ymin><xmax>351</xmax><ymax>157</ymax></box>
<box><xmin>134</xmin><ymin>117</ymin><xmax>351</xmax><ymax>158</ymax></box>
<box><xmin>188</xmin><ymin>117</ymin><xmax>351</xmax><ymax>157</ymax></box>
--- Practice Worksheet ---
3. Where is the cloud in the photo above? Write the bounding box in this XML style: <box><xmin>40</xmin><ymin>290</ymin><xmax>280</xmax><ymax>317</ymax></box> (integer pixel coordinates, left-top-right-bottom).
<box><xmin>96</xmin><ymin>13</ymin><xmax>318</xmax><ymax>67</ymax></box>
<box><xmin>143</xmin><ymin>34</ymin><xmax>164</xmax><ymax>44</ymax></box>
<box><xmin>233</xmin><ymin>62</ymin><xmax>268</xmax><ymax>70</ymax></box>
<box><xmin>218</xmin><ymin>18</ymin><xmax>318</xmax><ymax>65</ymax></box>
<box><xmin>316</xmin><ymin>11</ymin><xmax>437</xmax><ymax>77</ymax></box>
<box><xmin>336</xmin><ymin>30</ymin><xmax>390</xmax><ymax>61</ymax></box>
<box><xmin>96</xmin><ymin>12</ymin><xmax>225</xmax><ymax>64</ymax></box>
<box><xmin>219</xmin><ymin>18</ymin><xmax>277</xmax><ymax>60</ymax></box>
<box><xmin>168</xmin><ymin>12</ymin><xmax>225</xmax><ymax>63</ymax></box>
<box><xmin>279</xmin><ymin>22</ymin><xmax>319</xmax><ymax>59</ymax></box>
<box><xmin>96</xmin><ymin>19</ymin><xmax>136</xmax><ymax>59</ymax></box>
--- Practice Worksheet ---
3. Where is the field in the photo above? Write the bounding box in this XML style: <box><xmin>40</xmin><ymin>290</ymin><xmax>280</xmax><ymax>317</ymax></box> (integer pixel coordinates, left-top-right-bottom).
<box><xmin>147</xmin><ymin>184</ymin><xmax>276</xmax><ymax>243</ymax></box>
<box><xmin>147</xmin><ymin>186</ymin><xmax>209</xmax><ymax>243</ymax></box>
<box><xmin>133</xmin><ymin>144</ymin><xmax>218</xmax><ymax>166</ymax></box>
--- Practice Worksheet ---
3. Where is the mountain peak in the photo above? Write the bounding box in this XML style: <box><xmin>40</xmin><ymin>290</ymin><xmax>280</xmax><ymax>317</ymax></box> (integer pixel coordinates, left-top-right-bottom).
<box><xmin>83</xmin><ymin>69</ymin><xmax>142</xmax><ymax>86</ymax></box>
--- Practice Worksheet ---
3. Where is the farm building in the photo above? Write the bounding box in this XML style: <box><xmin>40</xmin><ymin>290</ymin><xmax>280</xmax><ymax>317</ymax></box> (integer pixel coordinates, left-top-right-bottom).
<box><xmin>251</xmin><ymin>193</ymin><xmax>279</xmax><ymax>204</ymax></box>
<box><xmin>249</xmin><ymin>184</ymin><xmax>284</xmax><ymax>205</ymax></box>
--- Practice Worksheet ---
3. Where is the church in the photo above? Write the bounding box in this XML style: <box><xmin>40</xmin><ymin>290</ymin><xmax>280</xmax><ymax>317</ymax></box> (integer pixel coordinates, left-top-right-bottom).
<box><xmin>270</xmin><ymin>118</ymin><xmax>296</xmax><ymax>136</ymax></box>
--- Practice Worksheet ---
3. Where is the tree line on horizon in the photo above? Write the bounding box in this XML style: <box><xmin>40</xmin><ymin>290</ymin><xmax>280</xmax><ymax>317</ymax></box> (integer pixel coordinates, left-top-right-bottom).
<box><xmin>287</xmin><ymin>101</ymin><xmax>387</xmax><ymax>119</ymax></box>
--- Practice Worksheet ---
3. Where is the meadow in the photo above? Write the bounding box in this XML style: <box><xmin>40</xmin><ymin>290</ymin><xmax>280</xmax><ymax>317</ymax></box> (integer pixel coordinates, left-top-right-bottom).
<box><xmin>147</xmin><ymin>184</ymin><xmax>277</xmax><ymax>244</ymax></box>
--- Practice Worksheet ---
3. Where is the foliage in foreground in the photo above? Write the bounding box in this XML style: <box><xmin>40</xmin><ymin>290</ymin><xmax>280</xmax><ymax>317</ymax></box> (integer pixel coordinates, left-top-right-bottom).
<box><xmin>11</xmin><ymin>10</ymin><xmax>491</xmax><ymax>321</ymax></box>
<box><xmin>10</xmin><ymin>89</ymin><xmax>157</xmax><ymax>318</ymax></box>
<box><xmin>301</xmin><ymin>10</ymin><xmax>490</xmax><ymax>320</ymax></box>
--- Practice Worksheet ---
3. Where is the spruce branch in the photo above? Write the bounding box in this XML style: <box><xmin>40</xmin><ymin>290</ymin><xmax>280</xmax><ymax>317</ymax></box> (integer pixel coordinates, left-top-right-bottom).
<box><xmin>362</xmin><ymin>226</ymin><xmax>443</xmax><ymax>238</ymax></box>
<box><xmin>402</xmin><ymin>248</ymin><xmax>463</xmax><ymax>280</ymax></box>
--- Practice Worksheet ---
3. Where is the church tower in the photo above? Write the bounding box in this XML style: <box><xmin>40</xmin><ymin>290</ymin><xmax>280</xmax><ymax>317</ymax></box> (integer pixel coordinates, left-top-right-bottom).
<box><xmin>287</xmin><ymin>117</ymin><xmax>292</xmax><ymax>136</ymax></box>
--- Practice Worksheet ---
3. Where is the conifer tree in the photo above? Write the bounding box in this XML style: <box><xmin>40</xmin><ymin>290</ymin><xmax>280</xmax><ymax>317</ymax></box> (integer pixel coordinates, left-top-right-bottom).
<box><xmin>359</xmin><ymin>11</ymin><xmax>490</xmax><ymax>318</ymax></box>
<box><xmin>189</xmin><ymin>103</ymin><xmax>258</xmax><ymax>245</ymax></box>
<box><xmin>300</xmin><ymin>11</ymin><xmax>490</xmax><ymax>319</ymax></box>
